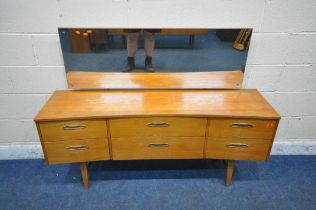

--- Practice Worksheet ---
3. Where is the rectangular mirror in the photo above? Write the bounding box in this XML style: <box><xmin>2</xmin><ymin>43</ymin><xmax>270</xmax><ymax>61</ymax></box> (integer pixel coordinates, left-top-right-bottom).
<box><xmin>59</xmin><ymin>28</ymin><xmax>252</xmax><ymax>89</ymax></box>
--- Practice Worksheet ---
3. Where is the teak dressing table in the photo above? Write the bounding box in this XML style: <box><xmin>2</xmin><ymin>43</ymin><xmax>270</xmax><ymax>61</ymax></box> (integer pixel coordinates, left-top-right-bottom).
<box><xmin>34</xmin><ymin>72</ymin><xmax>280</xmax><ymax>189</ymax></box>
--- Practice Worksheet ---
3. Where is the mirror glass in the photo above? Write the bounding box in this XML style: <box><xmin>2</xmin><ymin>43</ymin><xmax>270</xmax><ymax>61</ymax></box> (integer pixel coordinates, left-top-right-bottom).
<box><xmin>58</xmin><ymin>28</ymin><xmax>252</xmax><ymax>89</ymax></box>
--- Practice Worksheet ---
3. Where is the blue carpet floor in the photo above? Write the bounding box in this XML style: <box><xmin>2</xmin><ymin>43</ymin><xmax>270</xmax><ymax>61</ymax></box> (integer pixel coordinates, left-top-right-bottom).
<box><xmin>0</xmin><ymin>156</ymin><xmax>315</xmax><ymax>210</ymax></box>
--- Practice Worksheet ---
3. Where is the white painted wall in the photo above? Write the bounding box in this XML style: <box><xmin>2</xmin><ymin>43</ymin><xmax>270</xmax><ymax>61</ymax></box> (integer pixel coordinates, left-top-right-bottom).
<box><xmin>0</xmin><ymin>0</ymin><xmax>316</xmax><ymax>158</ymax></box>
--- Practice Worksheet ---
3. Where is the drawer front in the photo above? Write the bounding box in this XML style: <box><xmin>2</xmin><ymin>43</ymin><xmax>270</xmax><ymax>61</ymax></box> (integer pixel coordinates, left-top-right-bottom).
<box><xmin>44</xmin><ymin>139</ymin><xmax>110</xmax><ymax>164</ymax></box>
<box><xmin>206</xmin><ymin>137</ymin><xmax>271</xmax><ymax>161</ymax></box>
<box><xmin>110</xmin><ymin>117</ymin><xmax>207</xmax><ymax>137</ymax></box>
<box><xmin>39</xmin><ymin>120</ymin><xmax>107</xmax><ymax>142</ymax></box>
<box><xmin>208</xmin><ymin>119</ymin><xmax>277</xmax><ymax>140</ymax></box>
<box><xmin>112</xmin><ymin>137</ymin><xmax>204</xmax><ymax>160</ymax></box>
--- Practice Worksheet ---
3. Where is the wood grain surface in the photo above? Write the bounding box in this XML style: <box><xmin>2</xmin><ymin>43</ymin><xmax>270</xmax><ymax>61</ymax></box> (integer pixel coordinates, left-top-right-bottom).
<box><xmin>206</xmin><ymin>137</ymin><xmax>271</xmax><ymax>161</ymax></box>
<box><xmin>39</xmin><ymin>120</ymin><xmax>107</xmax><ymax>141</ymax></box>
<box><xmin>34</xmin><ymin>89</ymin><xmax>280</xmax><ymax>121</ymax></box>
<box><xmin>112</xmin><ymin>137</ymin><xmax>205</xmax><ymax>160</ymax></box>
<box><xmin>208</xmin><ymin>119</ymin><xmax>277</xmax><ymax>140</ymax></box>
<box><xmin>44</xmin><ymin>138</ymin><xmax>110</xmax><ymax>164</ymax></box>
<box><xmin>110</xmin><ymin>117</ymin><xmax>207</xmax><ymax>137</ymax></box>
<box><xmin>66</xmin><ymin>71</ymin><xmax>244</xmax><ymax>89</ymax></box>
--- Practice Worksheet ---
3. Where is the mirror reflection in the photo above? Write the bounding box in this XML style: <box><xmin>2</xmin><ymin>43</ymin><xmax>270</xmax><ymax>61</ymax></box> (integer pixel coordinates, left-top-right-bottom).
<box><xmin>59</xmin><ymin>28</ymin><xmax>252</xmax><ymax>73</ymax></box>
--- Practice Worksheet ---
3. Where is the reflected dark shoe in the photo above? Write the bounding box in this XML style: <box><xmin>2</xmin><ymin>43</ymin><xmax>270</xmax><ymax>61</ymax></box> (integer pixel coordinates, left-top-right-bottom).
<box><xmin>145</xmin><ymin>56</ymin><xmax>155</xmax><ymax>72</ymax></box>
<box><xmin>123</xmin><ymin>57</ymin><xmax>135</xmax><ymax>72</ymax></box>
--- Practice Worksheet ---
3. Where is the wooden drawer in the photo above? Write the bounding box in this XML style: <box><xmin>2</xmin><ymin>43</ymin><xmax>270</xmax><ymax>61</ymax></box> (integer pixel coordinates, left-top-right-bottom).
<box><xmin>110</xmin><ymin>117</ymin><xmax>207</xmax><ymax>137</ymax></box>
<box><xmin>43</xmin><ymin>139</ymin><xmax>110</xmax><ymax>164</ymax></box>
<box><xmin>39</xmin><ymin>120</ymin><xmax>107</xmax><ymax>142</ymax></box>
<box><xmin>206</xmin><ymin>137</ymin><xmax>272</xmax><ymax>161</ymax></box>
<box><xmin>208</xmin><ymin>119</ymin><xmax>277</xmax><ymax>140</ymax></box>
<box><xmin>112</xmin><ymin>137</ymin><xmax>204</xmax><ymax>160</ymax></box>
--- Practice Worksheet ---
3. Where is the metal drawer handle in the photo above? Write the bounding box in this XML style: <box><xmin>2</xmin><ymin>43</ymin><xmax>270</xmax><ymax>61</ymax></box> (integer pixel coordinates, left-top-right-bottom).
<box><xmin>230</xmin><ymin>123</ymin><xmax>253</xmax><ymax>128</ymax></box>
<box><xmin>147</xmin><ymin>122</ymin><xmax>170</xmax><ymax>127</ymax></box>
<box><xmin>66</xmin><ymin>145</ymin><xmax>89</xmax><ymax>151</ymax></box>
<box><xmin>226</xmin><ymin>143</ymin><xmax>249</xmax><ymax>149</ymax></box>
<box><xmin>148</xmin><ymin>143</ymin><xmax>169</xmax><ymax>147</ymax></box>
<box><xmin>63</xmin><ymin>125</ymin><xmax>86</xmax><ymax>130</ymax></box>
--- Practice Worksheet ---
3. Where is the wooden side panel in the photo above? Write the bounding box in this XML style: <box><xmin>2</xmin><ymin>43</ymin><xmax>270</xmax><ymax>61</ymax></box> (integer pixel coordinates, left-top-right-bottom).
<box><xmin>35</xmin><ymin>122</ymin><xmax>49</xmax><ymax>164</ymax></box>
<box><xmin>206</xmin><ymin>137</ymin><xmax>271</xmax><ymax>161</ymax></box>
<box><xmin>110</xmin><ymin>117</ymin><xmax>207</xmax><ymax>137</ymax></box>
<box><xmin>44</xmin><ymin>139</ymin><xmax>109</xmax><ymax>164</ymax></box>
<box><xmin>265</xmin><ymin>119</ymin><xmax>280</xmax><ymax>161</ymax></box>
<box><xmin>112</xmin><ymin>137</ymin><xmax>205</xmax><ymax>160</ymax></box>
<box><xmin>39</xmin><ymin>120</ymin><xmax>107</xmax><ymax>142</ymax></box>
<box><xmin>209</xmin><ymin>119</ymin><xmax>277</xmax><ymax>140</ymax></box>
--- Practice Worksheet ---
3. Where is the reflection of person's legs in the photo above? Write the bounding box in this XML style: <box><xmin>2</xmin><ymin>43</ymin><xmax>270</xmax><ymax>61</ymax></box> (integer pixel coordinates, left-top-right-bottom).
<box><xmin>143</xmin><ymin>31</ymin><xmax>155</xmax><ymax>72</ymax></box>
<box><xmin>124</xmin><ymin>32</ymin><xmax>139</xmax><ymax>72</ymax></box>
<box><xmin>143</xmin><ymin>31</ymin><xmax>155</xmax><ymax>56</ymax></box>
<box><xmin>127</xmin><ymin>32</ymin><xmax>139</xmax><ymax>57</ymax></box>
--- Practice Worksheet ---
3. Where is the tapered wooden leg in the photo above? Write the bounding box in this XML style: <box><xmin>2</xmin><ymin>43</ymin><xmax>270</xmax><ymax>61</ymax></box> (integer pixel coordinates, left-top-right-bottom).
<box><xmin>80</xmin><ymin>162</ymin><xmax>89</xmax><ymax>189</ymax></box>
<box><xmin>225</xmin><ymin>160</ymin><xmax>235</xmax><ymax>187</ymax></box>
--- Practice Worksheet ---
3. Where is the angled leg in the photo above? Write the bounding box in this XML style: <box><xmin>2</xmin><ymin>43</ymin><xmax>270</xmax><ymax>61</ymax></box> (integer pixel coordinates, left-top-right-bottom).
<box><xmin>80</xmin><ymin>162</ymin><xmax>89</xmax><ymax>189</ymax></box>
<box><xmin>225</xmin><ymin>160</ymin><xmax>235</xmax><ymax>187</ymax></box>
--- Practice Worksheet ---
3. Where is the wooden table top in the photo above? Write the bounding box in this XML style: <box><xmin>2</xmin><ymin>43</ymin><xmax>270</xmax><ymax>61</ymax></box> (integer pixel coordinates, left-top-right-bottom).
<box><xmin>35</xmin><ymin>89</ymin><xmax>280</xmax><ymax>121</ymax></box>
<box><xmin>66</xmin><ymin>71</ymin><xmax>244</xmax><ymax>89</ymax></box>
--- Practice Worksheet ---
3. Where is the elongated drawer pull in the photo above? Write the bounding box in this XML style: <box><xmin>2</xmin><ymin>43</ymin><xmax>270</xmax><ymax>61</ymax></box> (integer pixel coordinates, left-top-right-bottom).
<box><xmin>63</xmin><ymin>125</ymin><xmax>86</xmax><ymax>130</ymax></box>
<box><xmin>230</xmin><ymin>123</ymin><xmax>253</xmax><ymax>128</ymax></box>
<box><xmin>147</xmin><ymin>122</ymin><xmax>170</xmax><ymax>127</ymax></box>
<box><xmin>148</xmin><ymin>143</ymin><xmax>169</xmax><ymax>147</ymax></box>
<box><xmin>226</xmin><ymin>143</ymin><xmax>249</xmax><ymax>149</ymax></box>
<box><xmin>66</xmin><ymin>145</ymin><xmax>89</xmax><ymax>151</ymax></box>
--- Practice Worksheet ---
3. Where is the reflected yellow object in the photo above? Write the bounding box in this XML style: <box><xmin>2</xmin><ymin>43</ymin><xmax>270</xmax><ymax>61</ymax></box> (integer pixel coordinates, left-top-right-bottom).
<box><xmin>233</xmin><ymin>29</ymin><xmax>252</xmax><ymax>51</ymax></box>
